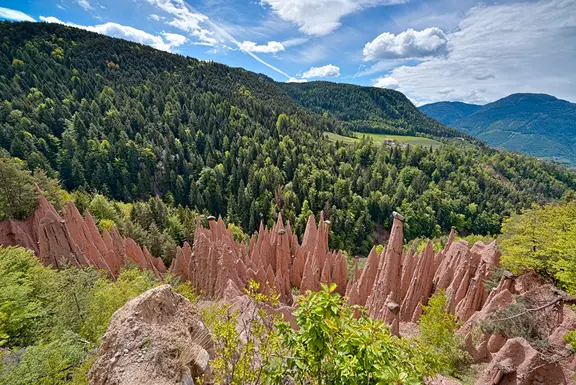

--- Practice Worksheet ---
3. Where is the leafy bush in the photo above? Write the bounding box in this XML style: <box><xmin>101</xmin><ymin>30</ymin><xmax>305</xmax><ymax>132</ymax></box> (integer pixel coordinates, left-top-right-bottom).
<box><xmin>0</xmin><ymin>332</ymin><xmax>89</xmax><ymax>385</ymax></box>
<box><xmin>418</xmin><ymin>291</ymin><xmax>470</xmax><ymax>377</ymax></box>
<box><xmin>500</xmin><ymin>202</ymin><xmax>576</xmax><ymax>293</ymax></box>
<box><xmin>203</xmin><ymin>282</ymin><xmax>452</xmax><ymax>385</ymax></box>
<box><xmin>564</xmin><ymin>330</ymin><xmax>576</xmax><ymax>351</ymax></box>
<box><xmin>271</xmin><ymin>283</ymin><xmax>434</xmax><ymax>384</ymax></box>
<box><xmin>80</xmin><ymin>267</ymin><xmax>158</xmax><ymax>343</ymax></box>
<box><xmin>201</xmin><ymin>280</ymin><xmax>283</xmax><ymax>385</ymax></box>
<box><xmin>0</xmin><ymin>246</ymin><xmax>192</xmax><ymax>383</ymax></box>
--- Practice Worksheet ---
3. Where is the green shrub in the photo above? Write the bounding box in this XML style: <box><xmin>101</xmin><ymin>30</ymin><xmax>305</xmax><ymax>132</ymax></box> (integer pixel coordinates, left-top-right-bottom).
<box><xmin>0</xmin><ymin>246</ymin><xmax>180</xmax><ymax>382</ymax></box>
<box><xmin>500</xmin><ymin>202</ymin><xmax>576</xmax><ymax>293</ymax></box>
<box><xmin>271</xmin><ymin>283</ymin><xmax>434</xmax><ymax>384</ymax></box>
<box><xmin>418</xmin><ymin>290</ymin><xmax>470</xmax><ymax>377</ymax></box>
<box><xmin>80</xmin><ymin>267</ymin><xmax>158</xmax><ymax>343</ymax></box>
<box><xmin>564</xmin><ymin>330</ymin><xmax>576</xmax><ymax>351</ymax></box>
<box><xmin>0</xmin><ymin>332</ymin><xmax>89</xmax><ymax>385</ymax></box>
<box><xmin>201</xmin><ymin>280</ymin><xmax>283</xmax><ymax>385</ymax></box>
<box><xmin>0</xmin><ymin>247</ymin><xmax>52</xmax><ymax>347</ymax></box>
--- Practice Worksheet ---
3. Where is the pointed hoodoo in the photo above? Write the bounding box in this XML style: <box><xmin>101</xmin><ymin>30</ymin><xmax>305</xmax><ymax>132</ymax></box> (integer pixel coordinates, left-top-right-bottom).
<box><xmin>332</xmin><ymin>252</ymin><xmax>348</xmax><ymax>295</ymax></box>
<box><xmin>348</xmin><ymin>246</ymin><xmax>379</xmax><ymax>306</ymax></box>
<box><xmin>275</xmin><ymin>218</ymin><xmax>292</xmax><ymax>304</ymax></box>
<box><xmin>2</xmin><ymin>195</ymin><xmax>504</xmax><ymax>329</ymax></box>
<box><xmin>38</xmin><ymin>210</ymin><xmax>87</xmax><ymax>268</ymax></box>
<box><xmin>445</xmin><ymin>226</ymin><xmax>456</xmax><ymax>251</ymax></box>
<box><xmin>366</xmin><ymin>212</ymin><xmax>404</xmax><ymax>334</ymax></box>
<box><xmin>84</xmin><ymin>209</ymin><xmax>109</xmax><ymax>258</ymax></box>
<box><xmin>300</xmin><ymin>214</ymin><xmax>318</xmax><ymax>255</ymax></box>
<box><xmin>0</xmin><ymin>190</ymin><xmax>169</xmax><ymax>280</ymax></box>
<box><xmin>400</xmin><ymin>248</ymin><xmax>416</xmax><ymax>301</ymax></box>
<box><xmin>400</xmin><ymin>241</ymin><xmax>436</xmax><ymax>322</ymax></box>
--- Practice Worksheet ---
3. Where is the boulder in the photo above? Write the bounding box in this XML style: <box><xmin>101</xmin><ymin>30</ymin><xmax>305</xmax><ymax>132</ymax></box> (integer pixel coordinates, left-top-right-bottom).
<box><xmin>88</xmin><ymin>285</ymin><xmax>213</xmax><ymax>385</ymax></box>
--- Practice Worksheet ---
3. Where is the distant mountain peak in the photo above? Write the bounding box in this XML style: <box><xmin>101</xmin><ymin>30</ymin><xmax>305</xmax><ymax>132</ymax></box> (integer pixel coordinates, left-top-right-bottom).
<box><xmin>418</xmin><ymin>101</ymin><xmax>482</xmax><ymax>126</ymax></box>
<box><xmin>419</xmin><ymin>93</ymin><xmax>576</xmax><ymax>165</ymax></box>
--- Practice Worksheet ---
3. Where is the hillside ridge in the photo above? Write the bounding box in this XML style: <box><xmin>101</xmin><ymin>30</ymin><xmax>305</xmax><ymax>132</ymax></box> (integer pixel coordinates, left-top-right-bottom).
<box><xmin>419</xmin><ymin>93</ymin><xmax>576</xmax><ymax>164</ymax></box>
<box><xmin>1</xmin><ymin>21</ymin><xmax>575</xmax><ymax>256</ymax></box>
<box><xmin>279</xmin><ymin>81</ymin><xmax>476</xmax><ymax>140</ymax></box>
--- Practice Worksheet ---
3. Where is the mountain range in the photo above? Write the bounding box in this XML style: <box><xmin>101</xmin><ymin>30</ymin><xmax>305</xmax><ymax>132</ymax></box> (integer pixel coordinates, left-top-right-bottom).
<box><xmin>420</xmin><ymin>94</ymin><xmax>576</xmax><ymax>165</ymax></box>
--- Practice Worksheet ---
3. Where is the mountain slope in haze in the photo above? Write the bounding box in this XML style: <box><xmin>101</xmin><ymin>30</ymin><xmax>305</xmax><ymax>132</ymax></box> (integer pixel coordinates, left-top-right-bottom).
<box><xmin>420</xmin><ymin>94</ymin><xmax>576</xmax><ymax>165</ymax></box>
<box><xmin>2</xmin><ymin>22</ymin><xmax>576</xmax><ymax>255</ymax></box>
<box><xmin>279</xmin><ymin>81</ymin><xmax>476</xmax><ymax>141</ymax></box>
<box><xmin>418</xmin><ymin>101</ymin><xmax>482</xmax><ymax>126</ymax></box>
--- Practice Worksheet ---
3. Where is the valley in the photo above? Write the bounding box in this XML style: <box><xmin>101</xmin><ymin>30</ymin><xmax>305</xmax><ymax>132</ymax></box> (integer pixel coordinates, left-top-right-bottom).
<box><xmin>325</xmin><ymin>131</ymin><xmax>444</xmax><ymax>148</ymax></box>
<box><xmin>0</xmin><ymin>20</ymin><xmax>576</xmax><ymax>385</ymax></box>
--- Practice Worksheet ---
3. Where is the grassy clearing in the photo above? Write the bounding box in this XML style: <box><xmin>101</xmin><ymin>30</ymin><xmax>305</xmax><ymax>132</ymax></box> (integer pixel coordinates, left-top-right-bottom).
<box><xmin>324</xmin><ymin>132</ymin><xmax>359</xmax><ymax>144</ymax></box>
<box><xmin>325</xmin><ymin>132</ymin><xmax>443</xmax><ymax>148</ymax></box>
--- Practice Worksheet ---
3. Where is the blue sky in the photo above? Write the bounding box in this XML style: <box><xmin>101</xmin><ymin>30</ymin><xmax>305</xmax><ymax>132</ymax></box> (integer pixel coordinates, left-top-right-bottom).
<box><xmin>1</xmin><ymin>0</ymin><xmax>575</xmax><ymax>105</ymax></box>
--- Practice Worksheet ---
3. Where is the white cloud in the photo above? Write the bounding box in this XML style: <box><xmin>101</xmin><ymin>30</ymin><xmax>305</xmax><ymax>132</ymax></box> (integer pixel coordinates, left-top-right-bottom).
<box><xmin>355</xmin><ymin>60</ymin><xmax>405</xmax><ymax>78</ymax></box>
<box><xmin>0</xmin><ymin>7</ymin><xmax>35</xmax><ymax>22</ymax></box>
<box><xmin>77</xmin><ymin>0</ymin><xmax>93</xmax><ymax>10</ymax></box>
<box><xmin>239</xmin><ymin>41</ymin><xmax>285</xmax><ymax>54</ymax></box>
<box><xmin>39</xmin><ymin>16</ymin><xmax>186</xmax><ymax>52</ymax></box>
<box><xmin>149</xmin><ymin>14</ymin><xmax>164</xmax><ymax>21</ymax></box>
<box><xmin>163</xmin><ymin>32</ymin><xmax>187</xmax><ymax>47</ymax></box>
<box><xmin>281</xmin><ymin>37</ymin><xmax>309</xmax><ymax>47</ymax></box>
<box><xmin>302</xmin><ymin>64</ymin><xmax>341</xmax><ymax>79</ymax></box>
<box><xmin>148</xmin><ymin>0</ymin><xmax>294</xmax><ymax>80</ymax></box>
<box><xmin>287</xmin><ymin>77</ymin><xmax>308</xmax><ymax>83</ymax></box>
<box><xmin>147</xmin><ymin>0</ymin><xmax>217</xmax><ymax>46</ymax></box>
<box><xmin>384</xmin><ymin>0</ymin><xmax>576</xmax><ymax>104</ymax></box>
<box><xmin>374</xmin><ymin>76</ymin><xmax>400</xmax><ymax>89</ymax></box>
<box><xmin>363</xmin><ymin>27</ymin><xmax>448</xmax><ymax>61</ymax></box>
<box><xmin>260</xmin><ymin>0</ymin><xmax>407</xmax><ymax>36</ymax></box>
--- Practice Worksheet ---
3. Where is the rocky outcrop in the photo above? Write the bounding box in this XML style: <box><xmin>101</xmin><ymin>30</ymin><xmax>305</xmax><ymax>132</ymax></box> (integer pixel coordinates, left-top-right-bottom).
<box><xmin>347</xmin><ymin>214</ymin><xmax>502</xmax><ymax>327</ymax></box>
<box><xmin>1</xmin><ymin>193</ymin><xmax>505</xmax><ymax>331</ymax></box>
<box><xmin>459</xmin><ymin>273</ymin><xmax>576</xmax><ymax>383</ymax></box>
<box><xmin>6</xmin><ymin>194</ymin><xmax>574</xmax><ymax>383</ymax></box>
<box><xmin>88</xmin><ymin>285</ymin><xmax>213</xmax><ymax>385</ymax></box>
<box><xmin>0</xmin><ymin>191</ymin><xmax>166</xmax><ymax>277</ymax></box>
<box><xmin>169</xmin><ymin>209</ymin><xmax>504</xmax><ymax>339</ymax></box>
<box><xmin>169</xmin><ymin>213</ymin><xmax>348</xmax><ymax>305</ymax></box>
<box><xmin>476</xmin><ymin>337</ymin><xmax>572</xmax><ymax>385</ymax></box>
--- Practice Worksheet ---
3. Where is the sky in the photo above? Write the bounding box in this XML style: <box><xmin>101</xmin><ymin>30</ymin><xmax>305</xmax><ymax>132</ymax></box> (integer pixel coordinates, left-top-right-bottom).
<box><xmin>0</xmin><ymin>0</ymin><xmax>575</xmax><ymax>105</ymax></box>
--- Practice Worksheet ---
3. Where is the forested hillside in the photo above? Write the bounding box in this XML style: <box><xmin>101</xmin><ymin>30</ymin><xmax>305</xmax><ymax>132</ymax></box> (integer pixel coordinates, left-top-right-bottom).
<box><xmin>1</xmin><ymin>21</ymin><xmax>575</xmax><ymax>256</ymax></box>
<box><xmin>279</xmin><ymin>81</ymin><xmax>474</xmax><ymax>139</ymax></box>
<box><xmin>418</xmin><ymin>101</ymin><xmax>482</xmax><ymax>126</ymax></box>
<box><xmin>420</xmin><ymin>94</ymin><xmax>576</xmax><ymax>165</ymax></box>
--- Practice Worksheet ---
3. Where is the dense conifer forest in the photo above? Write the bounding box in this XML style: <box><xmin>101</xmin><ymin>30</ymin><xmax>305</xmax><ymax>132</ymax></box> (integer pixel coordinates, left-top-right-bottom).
<box><xmin>279</xmin><ymin>81</ymin><xmax>476</xmax><ymax>139</ymax></box>
<box><xmin>1</xmin><ymin>21</ymin><xmax>575</xmax><ymax>257</ymax></box>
